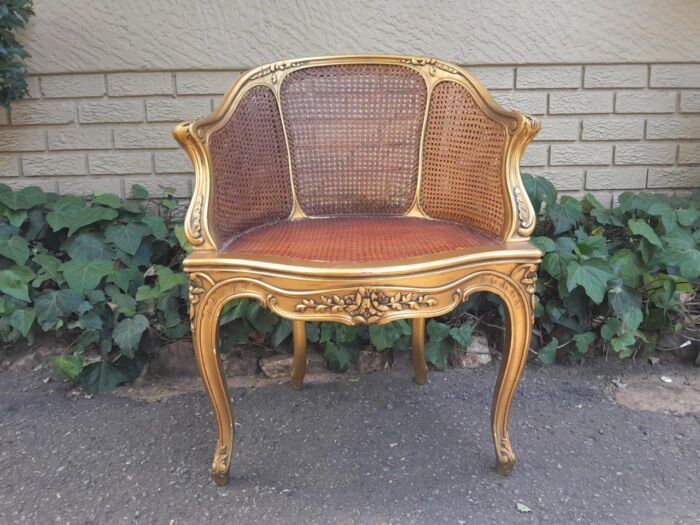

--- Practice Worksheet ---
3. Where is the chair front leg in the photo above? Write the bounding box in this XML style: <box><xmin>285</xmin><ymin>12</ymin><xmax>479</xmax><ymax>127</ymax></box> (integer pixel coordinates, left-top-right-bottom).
<box><xmin>190</xmin><ymin>278</ymin><xmax>234</xmax><ymax>486</ymax></box>
<box><xmin>411</xmin><ymin>317</ymin><xmax>428</xmax><ymax>385</ymax></box>
<box><xmin>291</xmin><ymin>320</ymin><xmax>307</xmax><ymax>390</ymax></box>
<box><xmin>491</xmin><ymin>285</ymin><xmax>533</xmax><ymax>475</ymax></box>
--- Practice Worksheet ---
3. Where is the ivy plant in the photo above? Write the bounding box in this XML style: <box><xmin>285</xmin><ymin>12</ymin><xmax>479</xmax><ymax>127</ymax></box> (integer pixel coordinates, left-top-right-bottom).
<box><xmin>0</xmin><ymin>0</ymin><xmax>34</xmax><ymax>106</ymax></box>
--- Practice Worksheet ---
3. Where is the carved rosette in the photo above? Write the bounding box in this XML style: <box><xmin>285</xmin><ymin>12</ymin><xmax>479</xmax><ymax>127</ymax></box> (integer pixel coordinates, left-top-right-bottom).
<box><xmin>401</xmin><ymin>56</ymin><xmax>458</xmax><ymax>76</ymax></box>
<box><xmin>295</xmin><ymin>287</ymin><xmax>437</xmax><ymax>324</ymax></box>
<box><xmin>188</xmin><ymin>274</ymin><xmax>207</xmax><ymax>334</ymax></box>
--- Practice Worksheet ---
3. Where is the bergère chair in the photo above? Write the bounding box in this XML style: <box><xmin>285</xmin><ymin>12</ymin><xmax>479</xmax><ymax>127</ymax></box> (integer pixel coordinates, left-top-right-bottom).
<box><xmin>174</xmin><ymin>55</ymin><xmax>541</xmax><ymax>485</ymax></box>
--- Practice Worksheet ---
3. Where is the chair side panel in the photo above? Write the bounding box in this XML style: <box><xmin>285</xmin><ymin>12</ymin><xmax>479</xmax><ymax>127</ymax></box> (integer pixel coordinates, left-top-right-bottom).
<box><xmin>421</xmin><ymin>81</ymin><xmax>507</xmax><ymax>236</ymax></box>
<box><xmin>208</xmin><ymin>86</ymin><xmax>293</xmax><ymax>243</ymax></box>
<box><xmin>280</xmin><ymin>64</ymin><xmax>426</xmax><ymax>216</ymax></box>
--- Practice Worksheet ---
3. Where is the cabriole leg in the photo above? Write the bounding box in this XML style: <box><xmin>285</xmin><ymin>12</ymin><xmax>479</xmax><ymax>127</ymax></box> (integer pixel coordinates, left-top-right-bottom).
<box><xmin>491</xmin><ymin>292</ymin><xmax>532</xmax><ymax>475</ymax></box>
<box><xmin>411</xmin><ymin>317</ymin><xmax>428</xmax><ymax>385</ymax></box>
<box><xmin>191</xmin><ymin>288</ymin><xmax>234</xmax><ymax>486</ymax></box>
<box><xmin>291</xmin><ymin>320</ymin><xmax>307</xmax><ymax>390</ymax></box>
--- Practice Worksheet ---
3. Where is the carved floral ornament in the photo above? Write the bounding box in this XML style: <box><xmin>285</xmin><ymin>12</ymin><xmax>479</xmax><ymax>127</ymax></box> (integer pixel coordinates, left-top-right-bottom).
<box><xmin>295</xmin><ymin>287</ymin><xmax>438</xmax><ymax>324</ymax></box>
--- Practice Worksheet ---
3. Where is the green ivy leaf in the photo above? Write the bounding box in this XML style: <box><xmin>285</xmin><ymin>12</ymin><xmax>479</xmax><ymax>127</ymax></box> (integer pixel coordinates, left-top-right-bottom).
<box><xmin>154</xmin><ymin>265</ymin><xmax>186</xmax><ymax>293</ymax></box>
<box><xmin>270</xmin><ymin>319</ymin><xmax>292</xmax><ymax>347</ymax></box>
<box><xmin>628</xmin><ymin>218</ymin><xmax>662</xmax><ymax>248</ymax></box>
<box><xmin>32</xmin><ymin>254</ymin><xmax>64</xmax><ymax>287</ymax></box>
<box><xmin>0</xmin><ymin>186</ymin><xmax>49</xmax><ymax>210</ymax></box>
<box><xmin>608</xmin><ymin>286</ymin><xmax>642</xmax><ymax>316</ymax></box>
<box><xmin>548</xmin><ymin>196</ymin><xmax>583</xmax><ymax>234</ymax></box>
<box><xmin>611</xmin><ymin>332</ymin><xmax>636</xmax><ymax>354</ymax></box>
<box><xmin>62</xmin><ymin>233</ymin><xmax>115</xmax><ymax>262</ymax></box>
<box><xmin>92</xmin><ymin>192</ymin><xmax>122</xmax><ymax>209</ymax></box>
<box><xmin>538</xmin><ymin>338</ymin><xmax>558</xmax><ymax>365</ymax></box>
<box><xmin>449</xmin><ymin>323</ymin><xmax>473</xmax><ymax>347</ymax></box>
<box><xmin>8</xmin><ymin>308</ymin><xmax>35</xmax><ymax>337</ymax></box>
<box><xmin>531</xmin><ymin>236</ymin><xmax>557</xmax><ymax>253</ymax></box>
<box><xmin>573</xmin><ymin>332</ymin><xmax>596</xmax><ymax>354</ymax></box>
<box><xmin>0</xmin><ymin>266</ymin><xmax>34</xmax><ymax>302</ymax></box>
<box><xmin>522</xmin><ymin>173</ymin><xmax>557</xmax><ymax>213</ymax></box>
<box><xmin>0</xmin><ymin>234</ymin><xmax>29</xmax><ymax>264</ymax></box>
<box><xmin>80</xmin><ymin>360</ymin><xmax>133</xmax><ymax>394</ymax></box>
<box><xmin>323</xmin><ymin>341</ymin><xmax>353</xmax><ymax>372</ymax></box>
<box><xmin>51</xmin><ymin>354</ymin><xmax>84</xmax><ymax>381</ymax></box>
<box><xmin>141</xmin><ymin>215</ymin><xmax>168</xmax><ymax>240</ymax></box>
<box><xmin>676</xmin><ymin>207</ymin><xmax>700</xmax><ymax>227</ymax></box>
<box><xmin>369</xmin><ymin>323</ymin><xmax>402</xmax><ymax>351</ymax></box>
<box><xmin>34</xmin><ymin>289</ymin><xmax>82</xmax><ymax>330</ymax></box>
<box><xmin>566</xmin><ymin>258</ymin><xmax>616</xmax><ymax>304</ymax></box>
<box><xmin>130</xmin><ymin>184</ymin><xmax>149</xmax><ymax>199</ymax></box>
<box><xmin>425</xmin><ymin>320</ymin><xmax>452</xmax><ymax>369</ymax></box>
<box><xmin>105</xmin><ymin>222</ymin><xmax>150</xmax><ymax>255</ymax></box>
<box><xmin>61</xmin><ymin>259</ymin><xmax>113</xmax><ymax>293</ymax></box>
<box><xmin>112</xmin><ymin>314</ymin><xmax>149</xmax><ymax>358</ymax></box>
<box><xmin>46</xmin><ymin>203</ymin><xmax>119</xmax><ymax>235</ymax></box>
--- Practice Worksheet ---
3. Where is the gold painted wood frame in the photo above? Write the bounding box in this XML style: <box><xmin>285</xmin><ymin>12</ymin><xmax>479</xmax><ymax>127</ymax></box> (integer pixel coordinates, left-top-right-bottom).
<box><xmin>174</xmin><ymin>54</ymin><xmax>542</xmax><ymax>486</ymax></box>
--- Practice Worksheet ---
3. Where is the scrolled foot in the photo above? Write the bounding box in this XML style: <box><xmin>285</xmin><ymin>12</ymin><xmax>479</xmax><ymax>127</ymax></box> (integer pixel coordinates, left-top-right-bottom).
<box><xmin>212</xmin><ymin>471</ymin><xmax>230</xmax><ymax>486</ymax></box>
<box><xmin>413</xmin><ymin>372</ymin><xmax>427</xmax><ymax>385</ymax></box>
<box><xmin>494</xmin><ymin>434</ymin><xmax>515</xmax><ymax>476</ymax></box>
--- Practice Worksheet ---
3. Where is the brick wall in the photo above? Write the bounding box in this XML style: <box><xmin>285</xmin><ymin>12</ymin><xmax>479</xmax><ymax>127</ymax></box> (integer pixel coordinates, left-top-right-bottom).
<box><xmin>1</xmin><ymin>63</ymin><xmax>698</xmax><ymax>201</ymax></box>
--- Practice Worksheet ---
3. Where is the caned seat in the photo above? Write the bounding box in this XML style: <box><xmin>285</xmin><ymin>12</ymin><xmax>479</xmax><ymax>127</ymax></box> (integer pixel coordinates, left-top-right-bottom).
<box><xmin>175</xmin><ymin>55</ymin><xmax>542</xmax><ymax>485</ymax></box>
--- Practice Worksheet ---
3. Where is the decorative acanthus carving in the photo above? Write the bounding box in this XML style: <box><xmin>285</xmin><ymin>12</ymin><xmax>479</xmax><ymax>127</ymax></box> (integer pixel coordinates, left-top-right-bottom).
<box><xmin>513</xmin><ymin>186</ymin><xmax>533</xmax><ymax>236</ymax></box>
<box><xmin>250</xmin><ymin>60</ymin><xmax>306</xmax><ymax>83</ymax></box>
<box><xmin>188</xmin><ymin>274</ymin><xmax>207</xmax><ymax>334</ymax></box>
<box><xmin>295</xmin><ymin>287</ymin><xmax>437</xmax><ymax>324</ymax></box>
<box><xmin>189</xmin><ymin>193</ymin><xmax>203</xmax><ymax>243</ymax></box>
<box><xmin>401</xmin><ymin>56</ymin><xmax>458</xmax><ymax>76</ymax></box>
<box><xmin>511</xmin><ymin>264</ymin><xmax>538</xmax><ymax>313</ymax></box>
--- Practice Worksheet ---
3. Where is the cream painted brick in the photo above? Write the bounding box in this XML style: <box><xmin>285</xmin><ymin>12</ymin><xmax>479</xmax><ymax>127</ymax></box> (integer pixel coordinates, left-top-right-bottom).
<box><xmin>584</xmin><ymin>65</ymin><xmax>647</xmax><ymax>88</ymax></box>
<box><xmin>176</xmin><ymin>71</ymin><xmax>240</xmax><ymax>95</ymax></box>
<box><xmin>549</xmin><ymin>92</ymin><xmax>613</xmax><ymax>114</ymax></box>
<box><xmin>520</xmin><ymin>144</ymin><xmax>548</xmax><ymax>166</ymax></box>
<box><xmin>526</xmin><ymin>168</ymin><xmax>584</xmax><ymax>190</ymax></box>
<box><xmin>516</xmin><ymin>66</ymin><xmax>581</xmax><ymax>89</ymax></box>
<box><xmin>0</xmin><ymin>129</ymin><xmax>45</xmax><ymax>151</ymax></box>
<box><xmin>79</xmin><ymin>100</ymin><xmax>144</xmax><ymax>123</ymax></box>
<box><xmin>650</xmin><ymin>65</ymin><xmax>700</xmax><ymax>88</ymax></box>
<box><xmin>533</xmin><ymin>118</ymin><xmax>579</xmax><ymax>141</ymax></box>
<box><xmin>108</xmin><ymin>72</ymin><xmax>172</xmax><ymax>96</ymax></box>
<box><xmin>466</xmin><ymin>66</ymin><xmax>514</xmax><ymax>89</ymax></box>
<box><xmin>586</xmin><ymin>167</ymin><xmax>647</xmax><ymax>189</ymax></box>
<box><xmin>0</xmin><ymin>155</ymin><xmax>20</xmax><ymax>177</ymax></box>
<box><xmin>550</xmin><ymin>143</ymin><xmax>612</xmax><ymax>165</ymax></box>
<box><xmin>25</xmin><ymin>77</ymin><xmax>40</xmax><ymax>99</ymax></box>
<box><xmin>154</xmin><ymin>151</ymin><xmax>193</xmax><ymax>173</ymax></box>
<box><xmin>492</xmin><ymin>91</ymin><xmax>546</xmax><ymax>115</ymax></box>
<box><xmin>48</xmin><ymin>127</ymin><xmax>112</xmax><ymax>150</ymax></box>
<box><xmin>615</xmin><ymin>91</ymin><xmax>676</xmax><ymax>114</ymax></box>
<box><xmin>581</xmin><ymin>117</ymin><xmax>644</xmax><ymax>140</ymax></box>
<box><xmin>680</xmin><ymin>91</ymin><xmax>700</xmax><ymax>113</ymax></box>
<box><xmin>5</xmin><ymin>178</ymin><xmax>58</xmax><ymax>192</ymax></box>
<box><xmin>646</xmin><ymin>116</ymin><xmax>700</xmax><ymax>139</ymax></box>
<box><xmin>679</xmin><ymin>144</ymin><xmax>700</xmax><ymax>164</ymax></box>
<box><xmin>10</xmin><ymin>100</ymin><xmax>75</xmax><ymax>125</ymax></box>
<box><xmin>0</xmin><ymin>108</ymin><xmax>9</xmax><ymax>126</ymax></box>
<box><xmin>59</xmin><ymin>176</ymin><xmax>123</xmax><ymax>195</ymax></box>
<box><xmin>41</xmin><ymin>74</ymin><xmax>105</xmax><ymax>98</ymax></box>
<box><xmin>648</xmin><ymin>167</ymin><xmax>700</xmax><ymax>188</ymax></box>
<box><xmin>123</xmin><ymin>175</ymin><xmax>191</xmax><ymax>197</ymax></box>
<box><xmin>146</xmin><ymin>97</ymin><xmax>212</xmax><ymax>122</ymax></box>
<box><xmin>22</xmin><ymin>153</ymin><xmax>86</xmax><ymax>177</ymax></box>
<box><xmin>114</xmin><ymin>125</ymin><xmax>178</xmax><ymax>149</ymax></box>
<box><xmin>88</xmin><ymin>151</ymin><xmax>152</xmax><ymax>175</ymax></box>
<box><xmin>615</xmin><ymin>143</ymin><xmax>676</xmax><ymax>165</ymax></box>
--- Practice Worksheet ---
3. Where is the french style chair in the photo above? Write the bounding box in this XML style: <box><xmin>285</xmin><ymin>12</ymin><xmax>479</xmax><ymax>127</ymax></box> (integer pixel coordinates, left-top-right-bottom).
<box><xmin>174</xmin><ymin>55</ymin><xmax>541</xmax><ymax>485</ymax></box>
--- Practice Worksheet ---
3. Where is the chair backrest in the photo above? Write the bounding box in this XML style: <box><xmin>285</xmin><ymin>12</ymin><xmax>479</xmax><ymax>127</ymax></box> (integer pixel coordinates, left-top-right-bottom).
<box><xmin>181</xmin><ymin>56</ymin><xmax>538</xmax><ymax>249</ymax></box>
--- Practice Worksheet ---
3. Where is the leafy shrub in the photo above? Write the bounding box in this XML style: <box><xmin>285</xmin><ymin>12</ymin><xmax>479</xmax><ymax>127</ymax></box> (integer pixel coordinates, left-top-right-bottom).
<box><xmin>1</xmin><ymin>178</ymin><xmax>697</xmax><ymax>393</ymax></box>
<box><xmin>523</xmin><ymin>174</ymin><xmax>699</xmax><ymax>364</ymax></box>
<box><xmin>0</xmin><ymin>1</ymin><xmax>34</xmax><ymax>106</ymax></box>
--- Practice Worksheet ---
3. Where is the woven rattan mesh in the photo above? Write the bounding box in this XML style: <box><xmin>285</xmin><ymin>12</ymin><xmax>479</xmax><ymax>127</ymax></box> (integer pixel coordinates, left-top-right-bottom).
<box><xmin>279</xmin><ymin>65</ymin><xmax>427</xmax><ymax>216</ymax></box>
<box><xmin>224</xmin><ymin>216</ymin><xmax>500</xmax><ymax>262</ymax></box>
<box><xmin>209</xmin><ymin>86</ymin><xmax>292</xmax><ymax>242</ymax></box>
<box><xmin>421</xmin><ymin>81</ymin><xmax>507</xmax><ymax>235</ymax></box>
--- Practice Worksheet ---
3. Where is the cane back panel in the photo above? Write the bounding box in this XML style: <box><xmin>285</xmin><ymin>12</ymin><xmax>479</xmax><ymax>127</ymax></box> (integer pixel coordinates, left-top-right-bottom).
<box><xmin>279</xmin><ymin>64</ymin><xmax>427</xmax><ymax>216</ymax></box>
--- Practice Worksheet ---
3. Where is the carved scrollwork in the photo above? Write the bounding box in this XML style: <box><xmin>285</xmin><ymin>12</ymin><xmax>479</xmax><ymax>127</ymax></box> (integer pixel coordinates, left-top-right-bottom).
<box><xmin>511</xmin><ymin>264</ymin><xmax>538</xmax><ymax>313</ymax></box>
<box><xmin>513</xmin><ymin>186</ymin><xmax>533</xmax><ymax>236</ymax></box>
<box><xmin>400</xmin><ymin>56</ymin><xmax>458</xmax><ymax>76</ymax></box>
<box><xmin>295</xmin><ymin>287</ymin><xmax>437</xmax><ymax>324</ymax></box>
<box><xmin>189</xmin><ymin>194</ymin><xmax>203</xmax><ymax>244</ymax></box>
<box><xmin>188</xmin><ymin>274</ymin><xmax>208</xmax><ymax>334</ymax></box>
<box><xmin>250</xmin><ymin>60</ymin><xmax>306</xmax><ymax>83</ymax></box>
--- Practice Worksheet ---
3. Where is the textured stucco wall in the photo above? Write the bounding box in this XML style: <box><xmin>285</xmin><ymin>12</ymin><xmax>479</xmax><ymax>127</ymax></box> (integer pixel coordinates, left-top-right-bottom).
<box><xmin>0</xmin><ymin>0</ymin><xmax>698</xmax><ymax>198</ymax></box>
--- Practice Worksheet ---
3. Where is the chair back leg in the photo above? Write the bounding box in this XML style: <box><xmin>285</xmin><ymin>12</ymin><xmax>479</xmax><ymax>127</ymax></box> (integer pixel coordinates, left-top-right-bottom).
<box><xmin>291</xmin><ymin>320</ymin><xmax>307</xmax><ymax>390</ymax></box>
<box><xmin>411</xmin><ymin>317</ymin><xmax>428</xmax><ymax>385</ymax></box>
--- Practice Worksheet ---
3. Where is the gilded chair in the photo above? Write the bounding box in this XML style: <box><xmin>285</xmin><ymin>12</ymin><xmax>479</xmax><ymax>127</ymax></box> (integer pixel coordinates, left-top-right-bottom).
<box><xmin>174</xmin><ymin>55</ymin><xmax>541</xmax><ymax>485</ymax></box>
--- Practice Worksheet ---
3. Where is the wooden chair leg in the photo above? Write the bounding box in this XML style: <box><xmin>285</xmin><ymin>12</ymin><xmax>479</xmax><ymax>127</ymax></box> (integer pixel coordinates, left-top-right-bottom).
<box><xmin>191</xmin><ymin>295</ymin><xmax>234</xmax><ymax>486</ymax></box>
<box><xmin>491</xmin><ymin>295</ymin><xmax>532</xmax><ymax>475</ymax></box>
<box><xmin>291</xmin><ymin>320</ymin><xmax>307</xmax><ymax>390</ymax></box>
<box><xmin>411</xmin><ymin>317</ymin><xmax>428</xmax><ymax>385</ymax></box>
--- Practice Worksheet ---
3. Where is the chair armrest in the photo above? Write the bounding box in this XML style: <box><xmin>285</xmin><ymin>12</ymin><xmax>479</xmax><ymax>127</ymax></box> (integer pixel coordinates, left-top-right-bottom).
<box><xmin>504</xmin><ymin>112</ymin><xmax>541</xmax><ymax>242</ymax></box>
<box><xmin>174</xmin><ymin>120</ymin><xmax>218</xmax><ymax>251</ymax></box>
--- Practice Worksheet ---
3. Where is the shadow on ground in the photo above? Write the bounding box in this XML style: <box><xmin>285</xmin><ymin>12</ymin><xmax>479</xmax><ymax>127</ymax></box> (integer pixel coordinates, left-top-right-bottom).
<box><xmin>0</xmin><ymin>358</ymin><xmax>698</xmax><ymax>524</ymax></box>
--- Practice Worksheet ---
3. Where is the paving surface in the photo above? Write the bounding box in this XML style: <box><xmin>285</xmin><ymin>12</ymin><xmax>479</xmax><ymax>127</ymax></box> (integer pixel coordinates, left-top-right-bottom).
<box><xmin>0</xmin><ymin>358</ymin><xmax>699</xmax><ymax>525</ymax></box>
